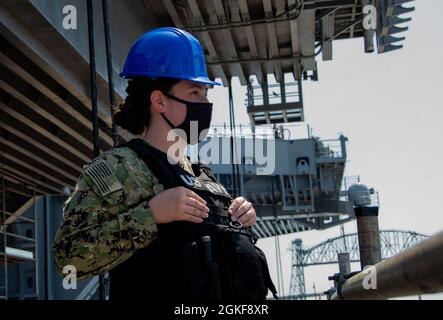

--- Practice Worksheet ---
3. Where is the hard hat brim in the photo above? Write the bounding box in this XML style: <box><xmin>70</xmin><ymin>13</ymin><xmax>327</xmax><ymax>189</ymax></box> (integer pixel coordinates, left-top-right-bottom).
<box><xmin>119</xmin><ymin>73</ymin><xmax>222</xmax><ymax>86</ymax></box>
<box><xmin>186</xmin><ymin>76</ymin><xmax>222</xmax><ymax>86</ymax></box>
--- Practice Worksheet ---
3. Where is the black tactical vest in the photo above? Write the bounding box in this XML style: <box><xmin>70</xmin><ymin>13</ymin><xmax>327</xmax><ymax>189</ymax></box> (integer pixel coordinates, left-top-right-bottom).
<box><xmin>109</xmin><ymin>138</ymin><xmax>277</xmax><ymax>301</ymax></box>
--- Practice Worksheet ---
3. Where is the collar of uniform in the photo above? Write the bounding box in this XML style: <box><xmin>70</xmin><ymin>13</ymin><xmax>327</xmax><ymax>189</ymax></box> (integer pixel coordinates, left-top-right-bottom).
<box><xmin>178</xmin><ymin>157</ymin><xmax>196</xmax><ymax>176</ymax></box>
<box><xmin>130</xmin><ymin>138</ymin><xmax>196</xmax><ymax>176</ymax></box>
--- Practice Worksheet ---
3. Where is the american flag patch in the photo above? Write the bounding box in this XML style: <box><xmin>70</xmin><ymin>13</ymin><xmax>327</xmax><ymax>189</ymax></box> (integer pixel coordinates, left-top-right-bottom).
<box><xmin>85</xmin><ymin>160</ymin><xmax>123</xmax><ymax>196</ymax></box>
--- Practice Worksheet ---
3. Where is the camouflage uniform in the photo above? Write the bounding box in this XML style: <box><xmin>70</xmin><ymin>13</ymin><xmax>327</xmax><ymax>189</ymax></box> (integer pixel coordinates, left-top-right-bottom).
<box><xmin>52</xmin><ymin>146</ymin><xmax>195</xmax><ymax>280</ymax></box>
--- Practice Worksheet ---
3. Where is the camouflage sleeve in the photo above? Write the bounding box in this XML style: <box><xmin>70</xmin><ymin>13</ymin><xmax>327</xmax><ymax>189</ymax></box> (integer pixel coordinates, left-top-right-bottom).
<box><xmin>52</xmin><ymin>148</ymin><xmax>164</xmax><ymax>280</ymax></box>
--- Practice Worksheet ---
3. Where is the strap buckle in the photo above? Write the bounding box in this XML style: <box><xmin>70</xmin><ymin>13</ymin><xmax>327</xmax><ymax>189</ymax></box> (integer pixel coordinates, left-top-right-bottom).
<box><xmin>229</xmin><ymin>220</ymin><xmax>243</xmax><ymax>229</ymax></box>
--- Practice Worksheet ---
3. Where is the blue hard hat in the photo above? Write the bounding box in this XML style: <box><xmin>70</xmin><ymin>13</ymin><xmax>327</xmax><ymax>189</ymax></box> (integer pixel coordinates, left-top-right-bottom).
<box><xmin>120</xmin><ymin>27</ymin><xmax>221</xmax><ymax>86</ymax></box>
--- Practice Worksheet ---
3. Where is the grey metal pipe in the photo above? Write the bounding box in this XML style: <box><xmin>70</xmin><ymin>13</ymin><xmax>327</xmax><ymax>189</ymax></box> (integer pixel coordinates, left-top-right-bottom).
<box><xmin>1</xmin><ymin>174</ymin><xmax>7</xmax><ymax>300</ymax></box>
<box><xmin>33</xmin><ymin>185</ymin><xmax>40</xmax><ymax>300</ymax></box>
<box><xmin>228</xmin><ymin>82</ymin><xmax>240</xmax><ymax>198</ymax></box>
<box><xmin>86</xmin><ymin>0</ymin><xmax>100</xmax><ymax>159</ymax></box>
<box><xmin>330</xmin><ymin>230</ymin><xmax>443</xmax><ymax>300</ymax></box>
<box><xmin>86</xmin><ymin>0</ymin><xmax>104</xmax><ymax>300</ymax></box>
<box><xmin>45</xmin><ymin>196</ymin><xmax>54</xmax><ymax>300</ymax></box>
<box><xmin>102</xmin><ymin>0</ymin><xmax>119</xmax><ymax>146</ymax></box>
<box><xmin>338</xmin><ymin>253</ymin><xmax>351</xmax><ymax>275</ymax></box>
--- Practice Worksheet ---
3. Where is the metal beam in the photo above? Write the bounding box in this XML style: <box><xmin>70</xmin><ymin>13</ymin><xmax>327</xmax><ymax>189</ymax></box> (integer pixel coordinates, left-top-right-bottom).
<box><xmin>0</xmin><ymin>171</ymin><xmax>49</xmax><ymax>195</ymax></box>
<box><xmin>187</xmin><ymin>0</ymin><xmax>230</xmax><ymax>86</ymax></box>
<box><xmin>205</xmin><ymin>52</ymin><xmax>326</xmax><ymax>66</ymax></box>
<box><xmin>183</xmin><ymin>1</ymin><xmax>357</xmax><ymax>32</ymax></box>
<box><xmin>258</xmin><ymin>219</ymin><xmax>273</xmax><ymax>237</ymax></box>
<box><xmin>281</xmin><ymin>219</ymin><xmax>289</xmax><ymax>234</ymax></box>
<box><xmin>238</xmin><ymin>0</ymin><xmax>264</xmax><ymax>84</ymax></box>
<box><xmin>322</xmin><ymin>14</ymin><xmax>335</xmax><ymax>60</ymax></box>
<box><xmin>0</xmin><ymin>137</ymin><xmax>78</xmax><ymax>182</ymax></box>
<box><xmin>0</xmin><ymin>150</ymin><xmax>70</xmax><ymax>190</ymax></box>
<box><xmin>298</xmin><ymin>9</ymin><xmax>316</xmax><ymax>72</ymax></box>
<box><xmin>349</xmin><ymin>0</ymin><xmax>358</xmax><ymax>37</ymax></box>
<box><xmin>0</xmin><ymin>121</ymin><xmax>83</xmax><ymax>174</ymax></box>
<box><xmin>0</xmin><ymin>52</ymin><xmax>114</xmax><ymax>149</ymax></box>
<box><xmin>263</xmin><ymin>0</ymin><xmax>283</xmax><ymax>83</ymax></box>
<box><xmin>0</xmin><ymin>77</ymin><xmax>94</xmax><ymax>160</ymax></box>
<box><xmin>0</xmin><ymin>164</ymin><xmax>60</xmax><ymax>194</ymax></box>
<box><xmin>326</xmin><ymin>17</ymin><xmax>363</xmax><ymax>45</ymax></box>
<box><xmin>252</xmin><ymin>218</ymin><xmax>267</xmax><ymax>238</ymax></box>
<box><xmin>294</xmin><ymin>221</ymin><xmax>300</xmax><ymax>232</ymax></box>
<box><xmin>288</xmin><ymin>0</ymin><xmax>301</xmax><ymax>80</ymax></box>
<box><xmin>212</xmin><ymin>0</ymin><xmax>247</xmax><ymax>85</ymax></box>
<box><xmin>248</xmin><ymin>101</ymin><xmax>303</xmax><ymax>112</ymax></box>
<box><xmin>0</xmin><ymin>6</ymin><xmax>122</xmax><ymax>140</ymax></box>
<box><xmin>2</xmin><ymin>176</ymin><xmax>37</xmax><ymax>197</ymax></box>
<box><xmin>162</xmin><ymin>0</ymin><xmax>185</xmax><ymax>28</ymax></box>
<box><xmin>0</xmin><ymin>100</ymin><xmax>90</xmax><ymax>164</ymax></box>
<box><xmin>266</xmin><ymin>220</ymin><xmax>277</xmax><ymax>235</ymax></box>
<box><xmin>2</xmin><ymin>198</ymin><xmax>34</xmax><ymax>226</ymax></box>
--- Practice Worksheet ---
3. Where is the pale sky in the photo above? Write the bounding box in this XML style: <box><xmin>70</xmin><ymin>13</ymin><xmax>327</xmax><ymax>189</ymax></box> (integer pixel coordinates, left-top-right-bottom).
<box><xmin>207</xmin><ymin>0</ymin><xmax>443</xmax><ymax>300</ymax></box>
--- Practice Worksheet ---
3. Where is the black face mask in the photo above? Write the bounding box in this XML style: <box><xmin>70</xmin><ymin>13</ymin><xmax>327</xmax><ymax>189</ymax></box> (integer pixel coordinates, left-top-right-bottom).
<box><xmin>160</xmin><ymin>92</ymin><xmax>213</xmax><ymax>145</ymax></box>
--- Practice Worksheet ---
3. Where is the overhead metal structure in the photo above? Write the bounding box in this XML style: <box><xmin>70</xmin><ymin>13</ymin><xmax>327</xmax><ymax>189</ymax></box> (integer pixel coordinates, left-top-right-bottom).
<box><xmin>376</xmin><ymin>0</ymin><xmax>415</xmax><ymax>54</ymax></box>
<box><xmin>0</xmin><ymin>0</ymin><xmax>415</xmax><ymax>195</ymax></box>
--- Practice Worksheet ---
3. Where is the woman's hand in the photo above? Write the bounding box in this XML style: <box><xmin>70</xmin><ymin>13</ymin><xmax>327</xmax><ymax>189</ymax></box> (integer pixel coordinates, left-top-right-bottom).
<box><xmin>148</xmin><ymin>186</ymin><xmax>209</xmax><ymax>224</ymax></box>
<box><xmin>228</xmin><ymin>196</ymin><xmax>256</xmax><ymax>227</ymax></box>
